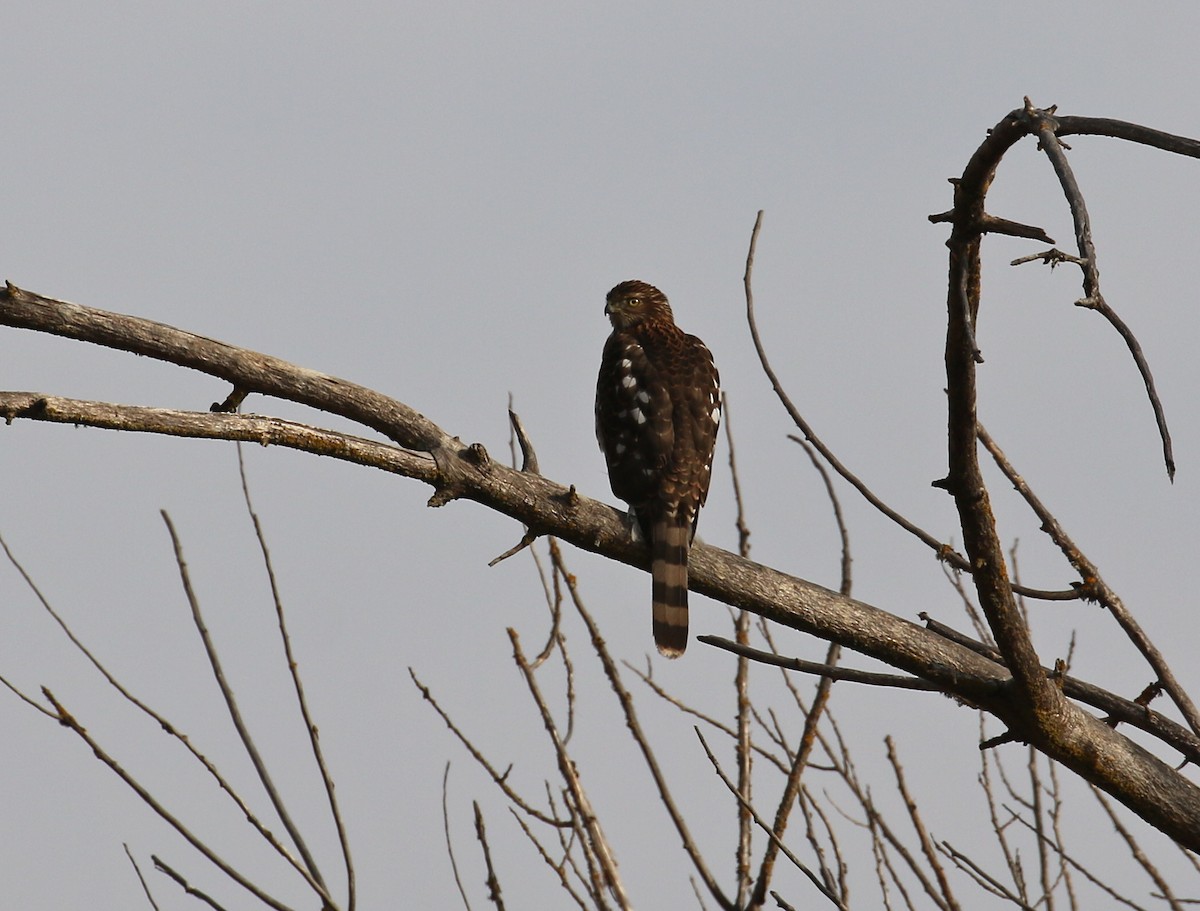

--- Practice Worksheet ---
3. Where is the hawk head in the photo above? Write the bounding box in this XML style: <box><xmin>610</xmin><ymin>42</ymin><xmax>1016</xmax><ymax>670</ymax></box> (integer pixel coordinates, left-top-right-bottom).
<box><xmin>604</xmin><ymin>280</ymin><xmax>674</xmax><ymax>330</ymax></box>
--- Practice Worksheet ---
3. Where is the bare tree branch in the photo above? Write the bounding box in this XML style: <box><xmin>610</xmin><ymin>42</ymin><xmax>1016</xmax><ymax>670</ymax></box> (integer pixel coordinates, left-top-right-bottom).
<box><xmin>40</xmin><ymin>687</ymin><xmax>299</xmax><ymax>911</ymax></box>
<box><xmin>695</xmin><ymin>729</ymin><xmax>848</xmax><ymax>911</ymax></box>
<box><xmin>2</xmin><ymin>525</ymin><xmax>336</xmax><ymax>896</ymax></box>
<box><xmin>548</xmin><ymin>541</ymin><xmax>733</xmax><ymax>909</ymax></box>
<box><xmin>161</xmin><ymin>512</ymin><xmax>334</xmax><ymax>905</ymax></box>
<box><xmin>508</xmin><ymin>628</ymin><xmax>630</xmax><ymax>910</ymax></box>
<box><xmin>409</xmin><ymin>668</ymin><xmax>571</xmax><ymax>828</ymax></box>
<box><xmin>152</xmin><ymin>856</ymin><xmax>234</xmax><ymax>911</ymax></box>
<box><xmin>7</xmin><ymin>106</ymin><xmax>1200</xmax><ymax>859</ymax></box>
<box><xmin>124</xmin><ymin>844</ymin><xmax>161</xmax><ymax>911</ymax></box>
<box><xmin>976</xmin><ymin>423</ymin><xmax>1200</xmax><ymax>735</ymax></box>
<box><xmin>933</xmin><ymin>99</ymin><xmax>1200</xmax><ymax>846</ymax></box>
<box><xmin>699</xmin><ymin>638</ymin><xmax>937</xmax><ymax>691</ymax></box>
<box><xmin>442</xmin><ymin>765</ymin><xmax>473</xmax><ymax>911</ymax></box>
<box><xmin>1024</xmin><ymin>101</ymin><xmax>1174</xmax><ymax>480</ymax></box>
<box><xmin>473</xmin><ymin>802</ymin><xmax>507</xmax><ymax>911</ymax></box>
<box><xmin>885</xmin><ymin>738</ymin><xmax>960</xmax><ymax>911</ymax></box>
<box><xmin>236</xmin><ymin>448</ymin><xmax>356</xmax><ymax>908</ymax></box>
<box><xmin>722</xmin><ymin>393</ymin><xmax>755</xmax><ymax>905</ymax></box>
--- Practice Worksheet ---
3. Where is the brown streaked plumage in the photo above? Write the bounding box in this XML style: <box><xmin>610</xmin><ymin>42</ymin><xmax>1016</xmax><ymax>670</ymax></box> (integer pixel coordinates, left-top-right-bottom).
<box><xmin>595</xmin><ymin>280</ymin><xmax>721</xmax><ymax>657</ymax></box>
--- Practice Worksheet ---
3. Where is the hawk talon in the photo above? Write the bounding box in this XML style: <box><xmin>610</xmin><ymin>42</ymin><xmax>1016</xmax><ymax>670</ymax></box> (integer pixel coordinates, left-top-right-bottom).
<box><xmin>624</xmin><ymin>506</ymin><xmax>645</xmax><ymax>544</ymax></box>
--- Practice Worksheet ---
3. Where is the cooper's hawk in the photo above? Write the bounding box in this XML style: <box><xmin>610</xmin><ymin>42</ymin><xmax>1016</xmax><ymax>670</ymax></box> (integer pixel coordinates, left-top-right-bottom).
<box><xmin>595</xmin><ymin>280</ymin><xmax>721</xmax><ymax>657</ymax></box>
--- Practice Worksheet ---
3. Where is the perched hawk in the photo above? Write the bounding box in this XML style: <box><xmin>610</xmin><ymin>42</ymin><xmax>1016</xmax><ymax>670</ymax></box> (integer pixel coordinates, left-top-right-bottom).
<box><xmin>595</xmin><ymin>280</ymin><xmax>721</xmax><ymax>657</ymax></box>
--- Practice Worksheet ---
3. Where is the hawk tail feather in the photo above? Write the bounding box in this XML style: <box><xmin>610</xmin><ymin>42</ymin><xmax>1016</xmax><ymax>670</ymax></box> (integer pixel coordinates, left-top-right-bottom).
<box><xmin>651</xmin><ymin>513</ymin><xmax>689</xmax><ymax>658</ymax></box>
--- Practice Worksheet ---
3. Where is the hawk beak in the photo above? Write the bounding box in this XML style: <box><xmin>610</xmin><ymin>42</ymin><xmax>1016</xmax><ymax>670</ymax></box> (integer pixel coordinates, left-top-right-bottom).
<box><xmin>603</xmin><ymin>300</ymin><xmax>614</xmax><ymax>316</ymax></box>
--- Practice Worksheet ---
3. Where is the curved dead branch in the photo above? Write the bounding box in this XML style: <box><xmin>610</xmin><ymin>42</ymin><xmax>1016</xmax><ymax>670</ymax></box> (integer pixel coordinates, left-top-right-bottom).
<box><xmin>935</xmin><ymin>99</ymin><xmax>1200</xmax><ymax>846</ymax></box>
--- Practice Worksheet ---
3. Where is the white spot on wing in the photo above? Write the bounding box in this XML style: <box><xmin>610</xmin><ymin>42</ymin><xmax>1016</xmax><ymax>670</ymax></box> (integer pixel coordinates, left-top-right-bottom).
<box><xmin>621</xmin><ymin>374</ymin><xmax>637</xmax><ymax>390</ymax></box>
<box><xmin>631</xmin><ymin>408</ymin><xmax>646</xmax><ymax>425</ymax></box>
<box><xmin>635</xmin><ymin>390</ymin><xmax>650</xmax><ymax>404</ymax></box>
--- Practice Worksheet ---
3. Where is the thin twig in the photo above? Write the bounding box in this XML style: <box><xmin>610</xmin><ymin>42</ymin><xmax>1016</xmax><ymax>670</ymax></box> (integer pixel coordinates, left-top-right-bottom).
<box><xmin>978</xmin><ymin>720</ymin><xmax>1023</xmax><ymax>900</ymax></box>
<box><xmin>1005</xmin><ymin>808</ymin><xmax>1153</xmax><ymax>910</ymax></box>
<box><xmin>507</xmin><ymin>807</ymin><xmax>591</xmax><ymax>911</ymax></box>
<box><xmin>503</xmin><ymin>410</ymin><xmax>561</xmax><ymax>665</ymax></box>
<box><xmin>939</xmin><ymin>841</ymin><xmax>1037</xmax><ymax>910</ymax></box>
<box><xmin>694</xmin><ymin>729</ymin><xmax>848</xmax><ymax>910</ymax></box>
<box><xmin>819</xmin><ymin>737</ymin><xmax>954</xmax><ymax>911</ymax></box>
<box><xmin>1026</xmin><ymin>102</ymin><xmax>1174</xmax><ymax>480</ymax></box>
<box><xmin>548</xmin><ymin>540</ymin><xmax>732</xmax><ymax>909</ymax></box>
<box><xmin>124</xmin><ymin>844</ymin><xmax>161</xmax><ymax>911</ymax></box>
<box><xmin>801</xmin><ymin>787</ymin><xmax>849</xmax><ymax>902</ymax></box>
<box><xmin>976</xmin><ymin>424</ymin><xmax>1200</xmax><ymax>736</ymax></box>
<box><xmin>152</xmin><ymin>857</ymin><xmax>232</xmax><ymax>911</ymax></box>
<box><xmin>40</xmin><ymin>688</ymin><xmax>297</xmax><ymax>911</ymax></box>
<box><xmin>508</xmin><ymin>628</ymin><xmax>629</xmax><ymax>909</ymax></box>
<box><xmin>788</xmin><ymin>436</ymin><xmax>852</xmax><ymax>596</ymax></box>
<box><xmin>409</xmin><ymin>669</ymin><xmax>570</xmax><ymax>828</ymax></box>
<box><xmin>1090</xmin><ymin>788</ymin><xmax>1183</xmax><ymax>911</ymax></box>
<box><xmin>0</xmin><ymin>671</ymin><xmax>57</xmax><ymax>718</ymax></box>
<box><xmin>625</xmin><ymin>661</ymin><xmax>790</xmax><ymax>774</ymax></box>
<box><xmin>722</xmin><ymin>392</ymin><xmax>754</xmax><ymax>904</ymax></box>
<box><xmin>1046</xmin><ymin>760</ymin><xmax>1077</xmax><ymax>909</ymax></box>
<box><xmin>474</xmin><ymin>802</ymin><xmax>507</xmax><ymax>911</ymax></box>
<box><xmin>740</xmin><ymin>213</ymin><xmax>1064</xmax><ymax>600</ymax></box>
<box><xmin>236</xmin><ymin>446</ymin><xmax>353</xmax><ymax>909</ymax></box>
<box><xmin>1</xmin><ymin>529</ymin><xmax>327</xmax><ymax>891</ymax></box>
<box><xmin>490</xmin><ymin>405</ymin><xmax>547</xmax><ymax>565</ymax></box>
<box><xmin>749</xmin><ymin>426</ymin><xmax>855</xmax><ymax>904</ymax></box>
<box><xmin>742</xmin><ymin>213</ymin><xmax>947</xmax><ymax>564</ymax></box>
<box><xmin>750</xmin><ymin>641</ymin><xmax>841</xmax><ymax>908</ymax></box>
<box><xmin>1025</xmin><ymin>743</ymin><xmax>1054</xmax><ymax>909</ymax></box>
<box><xmin>699</xmin><ymin>638</ymin><xmax>939</xmax><ymax>691</ymax></box>
<box><xmin>723</xmin><ymin>393</ymin><xmax>752</xmax><ymax>560</ymax></box>
<box><xmin>443</xmin><ymin>765</ymin><xmax>473</xmax><ymax>911</ymax></box>
<box><xmin>160</xmin><ymin>512</ymin><xmax>334</xmax><ymax>907</ymax></box>
<box><xmin>886</xmin><ymin>737</ymin><xmax>961</xmax><ymax>911</ymax></box>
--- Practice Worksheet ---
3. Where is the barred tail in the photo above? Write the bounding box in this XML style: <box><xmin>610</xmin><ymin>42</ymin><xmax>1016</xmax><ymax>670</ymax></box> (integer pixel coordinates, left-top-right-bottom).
<box><xmin>651</xmin><ymin>513</ymin><xmax>690</xmax><ymax>658</ymax></box>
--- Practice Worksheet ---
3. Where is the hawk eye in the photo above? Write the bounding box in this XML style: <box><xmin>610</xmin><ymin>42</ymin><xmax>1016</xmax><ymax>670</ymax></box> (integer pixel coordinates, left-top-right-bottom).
<box><xmin>628</xmin><ymin>297</ymin><xmax>642</xmax><ymax>306</ymax></box>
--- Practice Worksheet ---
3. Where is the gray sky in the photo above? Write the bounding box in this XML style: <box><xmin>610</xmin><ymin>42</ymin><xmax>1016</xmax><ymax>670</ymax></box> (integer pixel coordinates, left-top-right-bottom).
<box><xmin>3</xmin><ymin>3</ymin><xmax>1199</xmax><ymax>907</ymax></box>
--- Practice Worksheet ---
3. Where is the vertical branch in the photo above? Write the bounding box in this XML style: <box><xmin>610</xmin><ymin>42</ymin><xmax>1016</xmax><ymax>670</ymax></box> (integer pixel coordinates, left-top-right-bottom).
<box><xmin>507</xmin><ymin>627</ymin><xmax>630</xmax><ymax>910</ymax></box>
<box><xmin>723</xmin><ymin>393</ymin><xmax>754</xmax><ymax>903</ymax></box>
<box><xmin>939</xmin><ymin>106</ymin><xmax>1062</xmax><ymax>725</ymax></box>
<box><xmin>473</xmin><ymin>802</ymin><xmax>507</xmax><ymax>911</ymax></box>
<box><xmin>734</xmin><ymin>606</ymin><xmax>753</xmax><ymax>906</ymax></box>
<box><xmin>442</xmin><ymin>765</ymin><xmax>473</xmax><ymax>911</ymax></box>
<box><xmin>885</xmin><ymin>738</ymin><xmax>961</xmax><ymax>911</ymax></box>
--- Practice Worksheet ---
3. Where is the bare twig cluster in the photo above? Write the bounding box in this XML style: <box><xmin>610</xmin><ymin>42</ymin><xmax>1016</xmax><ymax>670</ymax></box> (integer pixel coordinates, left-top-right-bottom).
<box><xmin>0</xmin><ymin>447</ymin><xmax>353</xmax><ymax>910</ymax></box>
